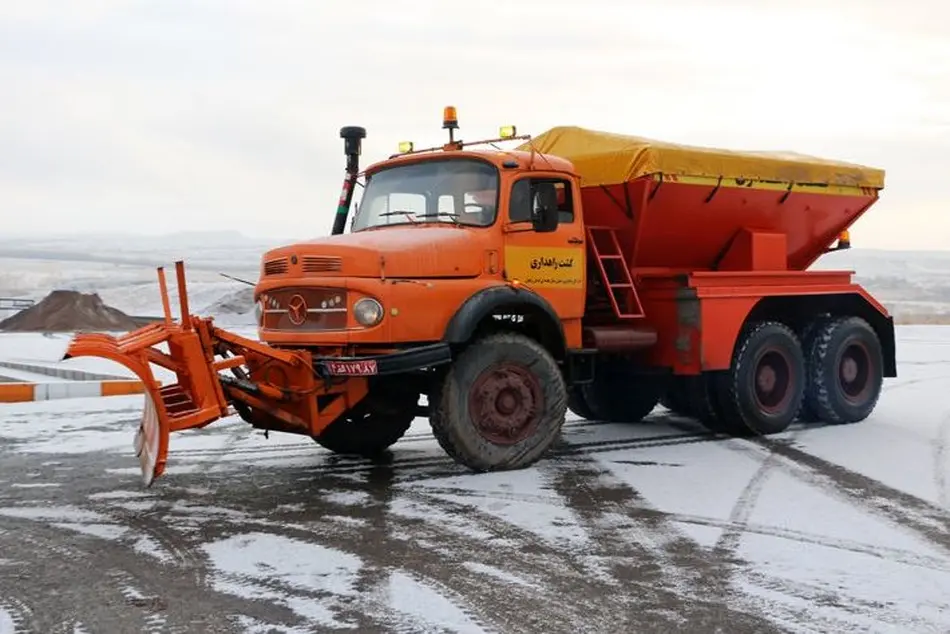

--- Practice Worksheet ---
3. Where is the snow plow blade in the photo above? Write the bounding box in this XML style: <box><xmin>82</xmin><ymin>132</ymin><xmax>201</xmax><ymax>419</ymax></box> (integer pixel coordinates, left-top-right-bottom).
<box><xmin>62</xmin><ymin>261</ymin><xmax>361</xmax><ymax>487</ymax></box>
<box><xmin>63</xmin><ymin>321</ymin><xmax>233</xmax><ymax>486</ymax></box>
<box><xmin>62</xmin><ymin>263</ymin><xmax>236</xmax><ymax>485</ymax></box>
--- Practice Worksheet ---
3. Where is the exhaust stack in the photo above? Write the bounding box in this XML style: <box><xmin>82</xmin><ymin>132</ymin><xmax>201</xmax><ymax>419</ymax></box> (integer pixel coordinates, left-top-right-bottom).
<box><xmin>331</xmin><ymin>126</ymin><xmax>367</xmax><ymax>235</ymax></box>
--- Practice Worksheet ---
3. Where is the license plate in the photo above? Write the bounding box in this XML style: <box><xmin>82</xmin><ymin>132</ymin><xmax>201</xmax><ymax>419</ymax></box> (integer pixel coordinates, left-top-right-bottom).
<box><xmin>326</xmin><ymin>359</ymin><xmax>376</xmax><ymax>376</ymax></box>
<box><xmin>325</xmin><ymin>359</ymin><xmax>378</xmax><ymax>376</ymax></box>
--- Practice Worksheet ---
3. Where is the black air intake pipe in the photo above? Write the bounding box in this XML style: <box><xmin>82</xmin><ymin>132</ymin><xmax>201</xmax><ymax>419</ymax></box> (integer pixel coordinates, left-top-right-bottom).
<box><xmin>331</xmin><ymin>126</ymin><xmax>367</xmax><ymax>235</ymax></box>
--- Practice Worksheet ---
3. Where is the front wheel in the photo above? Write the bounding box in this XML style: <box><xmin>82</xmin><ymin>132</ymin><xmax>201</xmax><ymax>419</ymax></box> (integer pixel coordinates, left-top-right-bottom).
<box><xmin>430</xmin><ymin>332</ymin><xmax>567</xmax><ymax>471</ymax></box>
<box><xmin>313</xmin><ymin>386</ymin><xmax>417</xmax><ymax>457</ymax></box>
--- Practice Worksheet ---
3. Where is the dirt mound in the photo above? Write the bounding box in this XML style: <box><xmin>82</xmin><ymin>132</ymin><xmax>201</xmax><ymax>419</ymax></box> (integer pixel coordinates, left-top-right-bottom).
<box><xmin>0</xmin><ymin>290</ymin><xmax>140</xmax><ymax>332</ymax></box>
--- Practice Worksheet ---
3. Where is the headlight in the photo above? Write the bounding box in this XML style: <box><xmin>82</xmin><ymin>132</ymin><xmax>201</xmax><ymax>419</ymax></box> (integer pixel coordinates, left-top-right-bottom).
<box><xmin>353</xmin><ymin>298</ymin><xmax>384</xmax><ymax>326</ymax></box>
<box><xmin>254</xmin><ymin>299</ymin><xmax>264</xmax><ymax>325</ymax></box>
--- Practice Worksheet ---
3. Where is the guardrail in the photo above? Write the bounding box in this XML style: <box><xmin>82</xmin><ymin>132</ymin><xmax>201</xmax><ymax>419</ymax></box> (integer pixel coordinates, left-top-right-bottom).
<box><xmin>0</xmin><ymin>298</ymin><xmax>35</xmax><ymax>311</ymax></box>
<box><xmin>0</xmin><ymin>379</ymin><xmax>152</xmax><ymax>402</ymax></box>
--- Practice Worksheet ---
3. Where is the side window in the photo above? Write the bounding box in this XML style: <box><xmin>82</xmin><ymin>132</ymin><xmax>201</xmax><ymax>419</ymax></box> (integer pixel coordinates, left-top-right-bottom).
<box><xmin>509</xmin><ymin>179</ymin><xmax>533</xmax><ymax>223</ymax></box>
<box><xmin>508</xmin><ymin>178</ymin><xmax>575</xmax><ymax>224</ymax></box>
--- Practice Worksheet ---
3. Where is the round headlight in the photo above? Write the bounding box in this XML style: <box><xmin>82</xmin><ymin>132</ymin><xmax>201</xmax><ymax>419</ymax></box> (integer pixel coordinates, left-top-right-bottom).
<box><xmin>353</xmin><ymin>298</ymin><xmax>384</xmax><ymax>326</ymax></box>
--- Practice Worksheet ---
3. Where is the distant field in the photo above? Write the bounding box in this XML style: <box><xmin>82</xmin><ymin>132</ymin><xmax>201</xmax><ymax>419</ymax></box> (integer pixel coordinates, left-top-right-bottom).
<box><xmin>2</xmin><ymin>233</ymin><xmax>950</xmax><ymax>328</ymax></box>
<box><xmin>895</xmin><ymin>314</ymin><xmax>950</xmax><ymax>325</ymax></box>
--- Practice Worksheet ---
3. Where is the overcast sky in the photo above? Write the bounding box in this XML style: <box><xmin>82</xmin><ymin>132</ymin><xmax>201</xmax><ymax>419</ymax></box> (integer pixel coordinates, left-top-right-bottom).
<box><xmin>2</xmin><ymin>0</ymin><xmax>948</xmax><ymax>249</ymax></box>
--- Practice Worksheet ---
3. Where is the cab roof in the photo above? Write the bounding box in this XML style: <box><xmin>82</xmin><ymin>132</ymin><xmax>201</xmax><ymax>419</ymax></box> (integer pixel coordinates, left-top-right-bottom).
<box><xmin>364</xmin><ymin>147</ymin><xmax>576</xmax><ymax>177</ymax></box>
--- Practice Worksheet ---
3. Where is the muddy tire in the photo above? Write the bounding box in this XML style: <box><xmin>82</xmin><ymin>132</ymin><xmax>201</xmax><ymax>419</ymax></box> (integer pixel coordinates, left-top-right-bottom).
<box><xmin>680</xmin><ymin>372</ymin><xmax>744</xmax><ymax>435</ymax></box>
<box><xmin>714</xmin><ymin>321</ymin><xmax>805</xmax><ymax>435</ymax></box>
<box><xmin>802</xmin><ymin>316</ymin><xmax>883</xmax><ymax>424</ymax></box>
<box><xmin>430</xmin><ymin>332</ymin><xmax>567</xmax><ymax>471</ymax></box>
<box><xmin>567</xmin><ymin>385</ymin><xmax>597</xmax><ymax>420</ymax></box>
<box><xmin>580</xmin><ymin>362</ymin><xmax>662</xmax><ymax>423</ymax></box>
<box><xmin>796</xmin><ymin>316</ymin><xmax>833</xmax><ymax>423</ymax></box>
<box><xmin>313</xmin><ymin>388</ymin><xmax>417</xmax><ymax>457</ymax></box>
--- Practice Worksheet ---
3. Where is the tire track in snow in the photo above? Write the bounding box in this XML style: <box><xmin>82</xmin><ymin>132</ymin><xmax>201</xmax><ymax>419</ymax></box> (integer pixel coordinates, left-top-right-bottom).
<box><xmin>0</xmin><ymin>513</ymin><xmax>292</xmax><ymax>632</ymax></box>
<box><xmin>410</xmin><ymin>485</ymin><xmax>950</xmax><ymax>574</ymax></box>
<box><xmin>703</xmin><ymin>427</ymin><xmax>950</xmax><ymax>631</ymax></box>
<box><xmin>934</xmin><ymin>413</ymin><xmax>950</xmax><ymax>511</ymax></box>
<box><xmin>0</xmin><ymin>596</ymin><xmax>35</xmax><ymax>634</ymax></box>
<box><xmin>145</xmin><ymin>430</ymin><xmax>716</xmax><ymax>486</ymax></box>
<box><xmin>662</xmin><ymin>418</ymin><xmax>785</xmax><ymax>558</ymax></box>
<box><xmin>538</xmin><ymin>450</ymin><xmax>788</xmax><ymax>632</ymax></box>
<box><xmin>546</xmin><ymin>427</ymin><xmax>950</xmax><ymax>632</ymax></box>
<box><xmin>730</xmin><ymin>437</ymin><xmax>950</xmax><ymax>555</ymax></box>
<box><xmin>194</xmin><ymin>465</ymin><xmax>658</xmax><ymax>633</ymax></box>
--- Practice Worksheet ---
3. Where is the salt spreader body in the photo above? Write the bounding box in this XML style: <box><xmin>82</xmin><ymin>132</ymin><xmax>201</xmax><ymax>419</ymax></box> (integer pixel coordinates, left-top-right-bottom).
<box><xmin>64</xmin><ymin>108</ymin><xmax>894</xmax><ymax>486</ymax></box>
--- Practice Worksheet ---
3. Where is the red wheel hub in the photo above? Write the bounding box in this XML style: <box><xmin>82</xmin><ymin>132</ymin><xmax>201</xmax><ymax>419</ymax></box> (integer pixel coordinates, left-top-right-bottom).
<box><xmin>753</xmin><ymin>348</ymin><xmax>794</xmax><ymax>414</ymax></box>
<box><xmin>839</xmin><ymin>339</ymin><xmax>872</xmax><ymax>403</ymax></box>
<box><xmin>468</xmin><ymin>363</ymin><xmax>543</xmax><ymax>445</ymax></box>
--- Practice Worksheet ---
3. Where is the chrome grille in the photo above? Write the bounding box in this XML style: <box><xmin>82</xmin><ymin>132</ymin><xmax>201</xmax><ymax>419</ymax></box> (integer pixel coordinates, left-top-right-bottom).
<box><xmin>259</xmin><ymin>288</ymin><xmax>347</xmax><ymax>331</ymax></box>
<box><xmin>263</xmin><ymin>258</ymin><xmax>289</xmax><ymax>275</ymax></box>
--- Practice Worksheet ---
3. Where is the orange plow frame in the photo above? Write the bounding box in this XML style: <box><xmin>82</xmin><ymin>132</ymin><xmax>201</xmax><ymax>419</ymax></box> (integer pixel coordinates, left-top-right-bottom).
<box><xmin>63</xmin><ymin>261</ymin><xmax>369</xmax><ymax>486</ymax></box>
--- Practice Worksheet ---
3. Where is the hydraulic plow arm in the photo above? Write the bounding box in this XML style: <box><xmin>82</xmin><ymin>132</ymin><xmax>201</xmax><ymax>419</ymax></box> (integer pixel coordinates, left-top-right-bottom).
<box><xmin>63</xmin><ymin>262</ymin><xmax>352</xmax><ymax>486</ymax></box>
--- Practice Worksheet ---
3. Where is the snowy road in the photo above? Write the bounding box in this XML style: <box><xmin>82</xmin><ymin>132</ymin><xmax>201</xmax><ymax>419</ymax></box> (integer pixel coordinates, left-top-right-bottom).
<box><xmin>1</xmin><ymin>327</ymin><xmax>949</xmax><ymax>633</ymax></box>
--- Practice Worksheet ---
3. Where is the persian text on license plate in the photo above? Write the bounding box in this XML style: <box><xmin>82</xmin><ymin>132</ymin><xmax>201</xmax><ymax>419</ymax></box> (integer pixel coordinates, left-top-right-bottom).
<box><xmin>326</xmin><ymin>359</ymin><xmax>378</xmax><ymax>376</ymax></box>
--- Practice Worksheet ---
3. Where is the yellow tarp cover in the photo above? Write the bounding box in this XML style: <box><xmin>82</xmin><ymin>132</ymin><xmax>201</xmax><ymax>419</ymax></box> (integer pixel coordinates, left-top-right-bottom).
<box><xmin>518</xmin><ymin>126</ymin><xmax>885</xmax><ymax>190</ymax></box>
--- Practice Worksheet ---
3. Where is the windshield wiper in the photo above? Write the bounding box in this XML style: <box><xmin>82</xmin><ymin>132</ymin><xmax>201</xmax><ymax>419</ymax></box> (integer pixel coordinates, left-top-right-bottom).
<box><xmin>418</xmin><ymin>212</ymin><xmax>460</xmax><ymax>226</ymax></box>
<box><xmin>378</xmin><ymin>211</ymin><xmax>418</xmax><ymax>223</ymax></box>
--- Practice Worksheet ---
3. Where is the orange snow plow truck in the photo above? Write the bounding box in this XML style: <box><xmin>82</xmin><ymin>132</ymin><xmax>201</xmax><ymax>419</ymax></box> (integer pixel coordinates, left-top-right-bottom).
<box><xmin>65</xmin><ymin>107</ymin><xmax>894</xmax><ymax>486</ymax></box>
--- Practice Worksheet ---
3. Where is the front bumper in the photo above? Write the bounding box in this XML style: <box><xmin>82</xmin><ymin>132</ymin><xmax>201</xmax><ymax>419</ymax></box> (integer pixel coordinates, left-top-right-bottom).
<box><xmin>313</xmin><ymin>343</ymin><xmax>452</xmax><ymax>377</ymax></box>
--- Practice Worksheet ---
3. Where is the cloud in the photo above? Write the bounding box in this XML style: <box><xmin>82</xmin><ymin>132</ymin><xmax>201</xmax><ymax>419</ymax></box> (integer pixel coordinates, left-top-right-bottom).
<box><xmin>0</xmin><ymin>0</ymin><xmax>947</xmax><ymax>248</ymax></box>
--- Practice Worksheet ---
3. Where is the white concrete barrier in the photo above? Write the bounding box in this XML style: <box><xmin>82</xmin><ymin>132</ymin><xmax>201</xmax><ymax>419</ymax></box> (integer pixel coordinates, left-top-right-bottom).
<box><xmin>0</xmin><ymin>360</ymin><xmax>129</xmax><ymax>382</ymax></box>
<box><xmin>0</xmin><ymin>380</ymin><xmax>153</xmax><ymax>403</ymax></box>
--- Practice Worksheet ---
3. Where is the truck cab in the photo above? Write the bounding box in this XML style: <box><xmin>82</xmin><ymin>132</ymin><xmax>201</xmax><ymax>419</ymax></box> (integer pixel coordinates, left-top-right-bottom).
<box><xmin>254</xmin><ymin>124</ymin><xmax>589</xmax><ymax>358</ymax></box>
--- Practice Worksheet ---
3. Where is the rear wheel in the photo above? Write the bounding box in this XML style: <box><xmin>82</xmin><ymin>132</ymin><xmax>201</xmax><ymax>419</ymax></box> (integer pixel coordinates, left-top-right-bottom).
<box><xmin>430</xmin><ymin>332</ymin><xmax>567</xmax><ymax>471</ymax></box>
<box><xmin>660</xmin><ymin>376</ymin><xmax>695</xmax><ymax>418</ymax></box>
<box><xmin>685</xmin><ymin>372</ymin><xmax>743</xmax><ymax>435</ymax></box>
<box><xmin>796</xmin><ymin>315</ymin><xmax>832</xmax><ymax>422</ymax></box>
<box><xmin>715</xmin><ymin>321</ymin><xmax>805</xmax><ymax>435</ymax></box>
<box><xmin>803</xmin><ymin>316</ymin><xmax>883</xmax><ymax>424</ymax></box>
<box><xmin>313</xmin><ymin>385</ymin><xmax>417</xmax><ymax>457</ymax></box>
<box><xmin>580</xmin><ymin>361</ymin><xmax>662</xmax><ymax>423</ymax></box>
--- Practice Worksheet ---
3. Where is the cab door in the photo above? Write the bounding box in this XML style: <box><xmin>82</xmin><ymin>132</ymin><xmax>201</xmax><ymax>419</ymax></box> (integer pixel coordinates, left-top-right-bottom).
<box><xmin>501</xmin><ymin>174</ymin><xmax>586</xmax><ymax>321</ymax></box>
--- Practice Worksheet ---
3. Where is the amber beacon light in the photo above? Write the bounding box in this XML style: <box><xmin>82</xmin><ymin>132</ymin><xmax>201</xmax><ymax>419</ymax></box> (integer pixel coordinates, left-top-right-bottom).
<box><xmin>442</xmin><ymin>106</ymin><xmax>459</xmax><ymax>130</ymax></box>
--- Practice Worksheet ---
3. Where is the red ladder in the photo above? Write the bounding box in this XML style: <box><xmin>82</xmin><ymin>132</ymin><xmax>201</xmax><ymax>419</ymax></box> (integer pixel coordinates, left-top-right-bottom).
<box><xmin>586</xmin><ymin>226</ymin><xmax>644</xmax><ymax>319</ymax></box>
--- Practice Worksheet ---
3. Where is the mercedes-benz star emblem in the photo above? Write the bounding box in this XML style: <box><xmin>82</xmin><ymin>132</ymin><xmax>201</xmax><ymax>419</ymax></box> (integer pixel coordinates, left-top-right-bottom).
<box><xmin>287</xmin><ymin>294</ymin><xmax>308</xmax><ymax>326</ymax></box>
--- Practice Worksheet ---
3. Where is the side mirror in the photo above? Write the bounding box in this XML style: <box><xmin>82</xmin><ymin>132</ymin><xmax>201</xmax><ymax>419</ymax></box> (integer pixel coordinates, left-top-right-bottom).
<box><xmin>531</xmin><ymin>183</ymin><xmax>559</xmax><ymax>233</ymax></box>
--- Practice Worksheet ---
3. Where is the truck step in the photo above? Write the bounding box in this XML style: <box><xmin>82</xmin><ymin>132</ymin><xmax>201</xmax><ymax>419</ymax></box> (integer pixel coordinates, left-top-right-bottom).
<box><xmin>159</xmin><ymin>384</ymin><xmax>200</xmax><ymax>418</ymax></box>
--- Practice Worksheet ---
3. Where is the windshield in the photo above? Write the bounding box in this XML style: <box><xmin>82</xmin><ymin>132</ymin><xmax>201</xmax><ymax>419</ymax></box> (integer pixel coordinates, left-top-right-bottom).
<box><xmin>351</xmin><ymin>158</ymin><xmax>499</xmax><ymax>231</ymax></box>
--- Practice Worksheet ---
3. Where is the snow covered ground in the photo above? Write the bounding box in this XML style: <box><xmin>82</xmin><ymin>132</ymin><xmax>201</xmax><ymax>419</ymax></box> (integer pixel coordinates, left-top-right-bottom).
<box><xmin>0</xmin><ymin>326</ymin><xmax>949</xmax><ymax>632</ymax></box>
